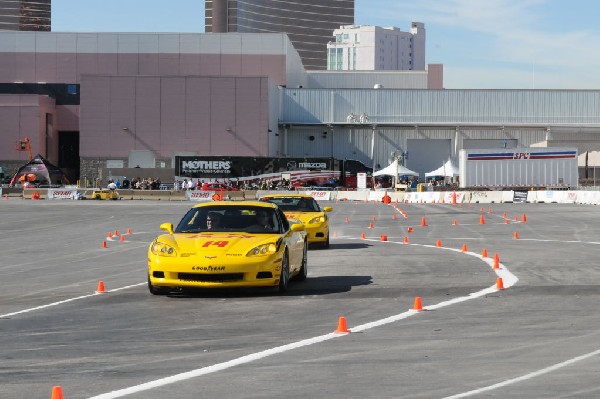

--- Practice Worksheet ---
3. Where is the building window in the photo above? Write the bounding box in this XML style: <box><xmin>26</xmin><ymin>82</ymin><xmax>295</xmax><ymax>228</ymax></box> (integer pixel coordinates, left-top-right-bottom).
<box><xmin>336</xmin><ymin>34</ymin><xmax>342</xmax><ymax>43</ymax></box>
<box><xmin>355</xmin><ymin>33</ymin><xmax>359</xmax><ymax>43</ymax></box>
<box><xmin>343</xmin><ymin>33</ymin><xmax>349</xmax><ymax>39</ymax></box>
<box><xmin>336</xmin><ymin>48</ymin><xmax>343</xmax><ymax>70</ymax></box>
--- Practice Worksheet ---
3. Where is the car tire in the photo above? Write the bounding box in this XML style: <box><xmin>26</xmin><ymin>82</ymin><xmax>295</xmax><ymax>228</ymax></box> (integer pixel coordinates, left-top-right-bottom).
<box><xmin>276</xmin><ymin>252</ymin><xmax>290</xmax><ymax>293</ymax></box>
<box><xmin>148</xmin><ymin>273</ymin><xmax>168</xmax><ymax>295</ymax></box>
<box><xmin>322</xmin><ymin>233</ymin><xmax>330</xmax><ymax>249</ymax></box>
<box><xmin>293</xmin><ymin>241</ymin><xmax>308</xmax><ymax>281</ymax></box>
<box><xmin>95</xmin><ymin>194</ymin><xmax>101</xmax><ymax>200</ymax></box>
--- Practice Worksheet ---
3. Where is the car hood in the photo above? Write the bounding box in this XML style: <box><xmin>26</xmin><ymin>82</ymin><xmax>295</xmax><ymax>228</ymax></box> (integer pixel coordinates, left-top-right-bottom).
<box><xmin>157</xmin><ymin>232</ymin><xmax>278</xmax><ymax>255</ymax></box>
<box><xmin>283</xmin><ymin>212</ymin><xmax>323</xmax><ymax>223</ymax></box>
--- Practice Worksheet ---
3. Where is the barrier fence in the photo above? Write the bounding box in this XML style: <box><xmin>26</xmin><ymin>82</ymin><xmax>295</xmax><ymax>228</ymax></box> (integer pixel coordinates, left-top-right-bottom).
<box><xmin>13</xmin><ymin>188</ymin><xmax>600</xmax><ymax>205</ymax></box>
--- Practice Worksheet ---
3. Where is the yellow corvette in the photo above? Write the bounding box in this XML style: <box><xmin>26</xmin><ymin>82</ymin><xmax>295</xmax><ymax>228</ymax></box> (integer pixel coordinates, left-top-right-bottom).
<box><xmin>147</xmin><ymin>201</ymin><xmax>307</xmax><ymax>295</ymax></box>
<box><xmin>260</xmin><ymin>194</ymin><xmax>333</xmax><ymax>248</ymax></box>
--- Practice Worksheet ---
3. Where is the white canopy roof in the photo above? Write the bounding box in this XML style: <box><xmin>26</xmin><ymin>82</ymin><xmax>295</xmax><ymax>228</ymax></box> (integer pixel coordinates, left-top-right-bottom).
<box><xmin>425</xmin><ymin>159</ymin><xmax>459</xmax><ymax>177</ymax></box>
<box><xmin>373</xmin><ymin>159</ymin><xmax>418</xmax><ymax>177</ymax></box>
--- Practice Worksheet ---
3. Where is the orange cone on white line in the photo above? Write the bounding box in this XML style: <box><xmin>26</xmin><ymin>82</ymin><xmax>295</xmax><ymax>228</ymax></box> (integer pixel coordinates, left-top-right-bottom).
<box><xmin>96</xmin><ymin>281</ymin><xmax>106</xmax><ymax>293</ymax></box>
<box><xmin>413</xmin><ymin>296</ymin><xmax>423</xmax><ymax>311</ymax></box>
<box><xmin>335</xmin><ymin>316</ymin><xmax>349</xmax><ymax>333</ymax></box>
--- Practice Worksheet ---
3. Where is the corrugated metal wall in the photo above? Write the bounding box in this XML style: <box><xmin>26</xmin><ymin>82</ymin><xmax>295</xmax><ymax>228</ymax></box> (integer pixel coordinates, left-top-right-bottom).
<box><xmin>281</xmin><ymin>89</ymin><xmax>600</xmax><ymax>125</ymax></box>
<box><xmin>279</xmin><ymin>89</ymin><xmax>600</xmax><ymax>176</ymax></box>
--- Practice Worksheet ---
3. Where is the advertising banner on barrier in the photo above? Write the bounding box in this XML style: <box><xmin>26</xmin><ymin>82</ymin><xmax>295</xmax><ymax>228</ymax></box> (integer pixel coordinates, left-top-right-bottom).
<box><xmin>47</xmin><ymin>189</ymin><xmax>77</xmax><ymax>200</ymax></box>
<box><xmin>513</xmin><ymin>191</ymin><xmax>528</xmax><ymax>203</ymax></box>
<box><xmin>302</xmin><ymin>191</ymin><xmax>331</xmax><ymax>201</ymax></box>
<box><xmin>186</xmin><ymin>191</ymin><xmax>215</xmax><ymax>201</ymax></box>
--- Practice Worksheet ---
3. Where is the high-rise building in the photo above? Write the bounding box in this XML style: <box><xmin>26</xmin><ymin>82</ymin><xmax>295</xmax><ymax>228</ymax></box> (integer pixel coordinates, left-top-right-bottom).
<box><xmin>0</xmin><ymin>0</ymin><xmax>51</xmax><ymax>31</ymax></box>
<box><xmin>205</xmin><ymin>0</ymin><xmax>354</xmax><ymax>70</ymax></box>
<box><xmin>327</xmin><ymin>23</ymin><xmax>426</xmax><ymax>71</ymax></box>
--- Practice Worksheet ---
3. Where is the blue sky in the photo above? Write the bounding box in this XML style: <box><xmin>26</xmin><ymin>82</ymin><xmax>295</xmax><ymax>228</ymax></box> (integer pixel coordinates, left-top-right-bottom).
<box><xmin>52</xmin><ymin>0</ymin><xmax>600</xmax><ymax>89</ymax></box>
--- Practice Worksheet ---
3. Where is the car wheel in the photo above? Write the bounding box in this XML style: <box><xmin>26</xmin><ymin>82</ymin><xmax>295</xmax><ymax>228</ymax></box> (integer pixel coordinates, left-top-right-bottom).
<box><xmin>277</xmin><ymin>252</ymin><xmax>290</xmax><ymax>293</ymax></box>
<box><xmin>322</xmin><ymin>233</ymin><xmax>330</xmax><ymax>249</ymax></box>
<box><xmin>293</xmin><ymin>241</ymin><xmax>308</xmax><ymax>281</ymax></box>
<box><xmin>148</xmin><ymin>273</ymin><xmax>168</xmax><ymax>295</ymax></box>
<box><xmin>95</xmin><ymin>194</ymin><xmax>101</xmax><ymax>200</ymax></box>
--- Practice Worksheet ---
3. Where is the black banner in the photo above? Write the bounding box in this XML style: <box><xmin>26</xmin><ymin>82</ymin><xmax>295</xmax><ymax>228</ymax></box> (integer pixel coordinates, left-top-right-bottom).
<box><xmin>175</xmin><ymin>156</ymin><xmax>336</xmax><ymax>179</ymax></box>
<box><xmin>513</xmin><ymin>190</ymin><xmax>528</xmax><ymax>203</ymax></box>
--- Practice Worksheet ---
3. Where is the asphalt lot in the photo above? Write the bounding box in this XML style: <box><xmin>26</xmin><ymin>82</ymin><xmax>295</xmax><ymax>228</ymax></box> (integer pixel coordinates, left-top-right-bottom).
<box><xmin>1</xmin><ymin>199</ymin><xmax>599</xmax><ymax>399</ymax></box>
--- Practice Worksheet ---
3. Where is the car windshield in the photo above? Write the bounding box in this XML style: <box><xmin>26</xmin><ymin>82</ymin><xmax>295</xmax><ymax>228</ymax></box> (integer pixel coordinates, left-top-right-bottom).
<box><xmin>175</xmin><ymin>206</ymin><xmax>280</xmax><ymax>234</ymax></box>
<box><xmin>262</xmin><ymin>196</ymin><xmax>319</xmax><ymax>212</ymax></box>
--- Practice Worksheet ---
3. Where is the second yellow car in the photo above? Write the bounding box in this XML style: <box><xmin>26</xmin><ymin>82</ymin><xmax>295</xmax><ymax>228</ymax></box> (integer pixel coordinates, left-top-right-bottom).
<box><xmin>260</xmin><ymin>194</ymin><xmax>332</xmax><ymax>248</ymax></box>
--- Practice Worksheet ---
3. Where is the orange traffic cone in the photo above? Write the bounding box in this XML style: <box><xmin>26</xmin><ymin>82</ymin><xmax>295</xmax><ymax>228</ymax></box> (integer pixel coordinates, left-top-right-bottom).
<box><xmin>479</xmin><ymin>215</ymin><xmax>486</xmax><ymax>224</ymax></box>
<box><xmin>51</xmin><ymin>386</ymin><xmax>64</xmax><ymax>399</ymax></box>
<box><xmin>403</xmin><ymin>236</ymin><xmax>409</xmax><ymax>244</ymax></box>
<box><xmin>407</xmin><ymin>227</ymin><xmax>414</xmax><ymax>233</ymax></box>
<box><xmin>102</xmin><ymin>241</ymin><xmax>108</xmax><ymax>248</ymax></box>
<box><xmin>345</xmin><ymin>217</ymin><xmax>349</xmax><ymax>223</ymax></box>
<box><xmin>493</xmin><ymin>253</ymin><xmax>500</xmax><ymax>269</ymax></box>
<box><xmin>392</xmin><ymin>214</ymin><xmax>397</xmax><ymax>220</ymax></box>
<box><xmin>413</xmin><ymin>296</ymin><xmax>423</xmax><ymax>311</ymax></box>
<box><xmin>513</xmin><ymin>232</ymin><xmax>519</xmax><ymax>239</ymax></box>
<box><xmin>360</xmin><ymin>232</ymin><xmax>366</xmax><ymax>239</ymax></box>
<box><xmin>126</xmin><ymin>228</ymin><xmax>132</xmax><ymax>234</ymax></box>
<box><xmin>107</xmin><ymin>232</ymin><xmax>113</xmax><ymax>238</ymax></box>
<box><xmin>96</xmin><ymin>280</ymin><xmax>106</xmax><ymax>293</ymax></box>
<box><xmin>482</xmin><ymin>248</ymin><xmax>488</xmax><ymax>258</ymax></box>
<box><xmin>488</xmin><ymin>209</ymin><xmax>492</xmax><ymax>214</ymax></box>
<box><xmin>120</xmin><ymin>234</ymin><xmax>126</xmax><ymax>242</ymax></box>
<box><xmin>333</xmin><ymin>231</ymin><xmax>338</xmax><ymax>238</ymax></box>
<box><xmin>372</xmin><ymin>216</ymin><xmax>377</xmax><ymax>221</ymax></box>
<box><xmin>380</xmin><ymin>234</ymin><xmax>388</xmax><ymax>242</ymax></box>
<box><xmin>435</xmin><ymin>240</ymin><xmax>442</xmax><ymax>247</ymax></box>
<box><xmin>462</xmin><ymin>244</ymin><xmax>468</xmax><ymax>252</ymax></box>
<box><xmin>114</xmin><ymin>230</ymin><xmax>119</xmax><ymax>236</ymax></box>
<box><xmin>502</xmin><ymin>212</ymin><xmax>507</xmax><ymax>218</ymax></box>
<box><xmin>368</xmin><ymin>222</ymin><xmax>374</xmax><ymax>229</ymax></box>
<box><xmin>505</xmin><ymin>218</ymin><xmax>510</xmax><ymax>224</ymax></box>
<box><xmin>452</xmin><ymin>219</ymin><xmax>458</xmax><ymax>226</ymax></box>
<box><xmin>522</xmin><ymin>214</ymin><xmax>527</xmax><ymax>222</ymax></box>
<box><xmin>420</xmin><ymin>217</ymin><xmax>428</xmax><ymax>227</ymax></box>
<box><xmin>335</xmin><ymin>316</ymin><xmax>349</xmax><ymax>333</ymax></box>
<box><xmin>496</xmin><ymin>277</ymin><xmax>505</xmax><ymax>290</ymax></box>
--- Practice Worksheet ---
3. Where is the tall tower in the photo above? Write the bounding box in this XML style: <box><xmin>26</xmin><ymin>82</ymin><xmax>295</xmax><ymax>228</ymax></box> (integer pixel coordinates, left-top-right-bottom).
<box><xmin>0</xmin><ymin>0</ymin><xmax>51</xmax><ymax>31</ymax></box>
<box><xmin>205</xmin><ymin>0</ymin><xmax>354</xmax><ymax>70</ymax></box>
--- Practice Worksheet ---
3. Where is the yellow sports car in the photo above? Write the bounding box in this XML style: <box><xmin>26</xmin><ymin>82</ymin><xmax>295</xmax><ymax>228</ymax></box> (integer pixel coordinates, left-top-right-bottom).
<box><xmin>260</xmin><ymin>194</ymin><xmax>333</xmax><ymax>248</ymax></box>
<box><xmin>147</xmin><ymin>201</ymin><xmax>307</xmax><ymax>295</ymax></box>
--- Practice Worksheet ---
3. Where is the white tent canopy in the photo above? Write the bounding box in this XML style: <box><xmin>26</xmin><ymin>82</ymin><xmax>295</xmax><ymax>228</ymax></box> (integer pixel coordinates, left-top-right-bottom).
<box><xmin>373</xmin><ymin>159</ymin><xmax>418</xmax><ymax>177</ymax></box>
<box><xmin>425</xmin><ymin>159</ymin><xmax>459</xmax><ymax>177</ymax></box>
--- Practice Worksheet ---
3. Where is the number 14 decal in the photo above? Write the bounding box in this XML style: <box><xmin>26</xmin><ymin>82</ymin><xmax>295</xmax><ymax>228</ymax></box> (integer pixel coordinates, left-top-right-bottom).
<box><xmin>203</xmin><ymin>240</ymin><xmax>229</xmax><ymax>247</ymax></box>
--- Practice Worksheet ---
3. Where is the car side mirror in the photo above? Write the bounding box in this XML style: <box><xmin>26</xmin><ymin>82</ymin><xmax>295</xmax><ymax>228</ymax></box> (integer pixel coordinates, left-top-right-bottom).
<box><xmin>160</xmin><ymin>223</ymin><xmax>174</xmax><ymax>234</ymax></box>
<box><xmin>290</xmin><ymin>223</ymin><xmax>305</xmax><ymax>232</ymax></box>
<box><xmin>323</xmin><ymin>207</ymin><xmax>333</xmax><ymax>212</ymax></box>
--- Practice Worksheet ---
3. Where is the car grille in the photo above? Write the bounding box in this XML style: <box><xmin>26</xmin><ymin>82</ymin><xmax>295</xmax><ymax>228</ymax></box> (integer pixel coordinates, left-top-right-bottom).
<box><xmin>178</xmin><ymin>273</ymin><xmax>244</xmax><ymax>282</ymax></box>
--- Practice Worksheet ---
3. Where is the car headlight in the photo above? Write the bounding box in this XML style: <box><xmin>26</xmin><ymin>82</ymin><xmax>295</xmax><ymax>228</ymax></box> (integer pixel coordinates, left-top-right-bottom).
<box><xmin>246</xmin><ymin>243</ymin><xmax>278</xmax><ymax>257</ymax></box>
<box><xmin>151</xmin><ymin>241</ymin><xmax>177</xmax><ymax>257</ymax></box>
<box><xmin>308</xmin><ymin>215</ymin><xmax>326</xmax><ymax>224</ymax></box>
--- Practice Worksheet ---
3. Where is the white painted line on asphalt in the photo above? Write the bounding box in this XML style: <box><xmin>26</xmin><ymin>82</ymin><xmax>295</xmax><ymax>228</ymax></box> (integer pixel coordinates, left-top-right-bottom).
<box><xmin>0</xmin><ymin>283</ymin><xmax>145</xmax><ymax>319</ymax></box>
<box><xmin>86</xmin><ymin>239</ymin><xmax>518</xmax><ymax>399</ymax></box>
<box><xmin>442</xmin><ymin>348</ymin><xmax>600</xmax><ymax>399</ymax></box>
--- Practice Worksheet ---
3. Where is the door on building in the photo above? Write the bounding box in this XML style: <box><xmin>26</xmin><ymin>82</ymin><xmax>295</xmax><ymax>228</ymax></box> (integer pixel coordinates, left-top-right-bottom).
<box><xmin>58</xmin><ymin>131</ymin><xmax>80</xmax><ymax>183</ymax></box>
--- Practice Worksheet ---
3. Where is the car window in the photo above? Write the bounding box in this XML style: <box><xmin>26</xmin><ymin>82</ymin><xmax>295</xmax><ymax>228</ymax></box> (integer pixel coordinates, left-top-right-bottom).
<box><xmin>262</xmin><ymin>197</ymin><xmax>319</xmax><ymax>212</ymax></box>
<box><xmin>174</xmin><ymin>206</ymin><xmax>280</xmax><ymax>234</ymax></box>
